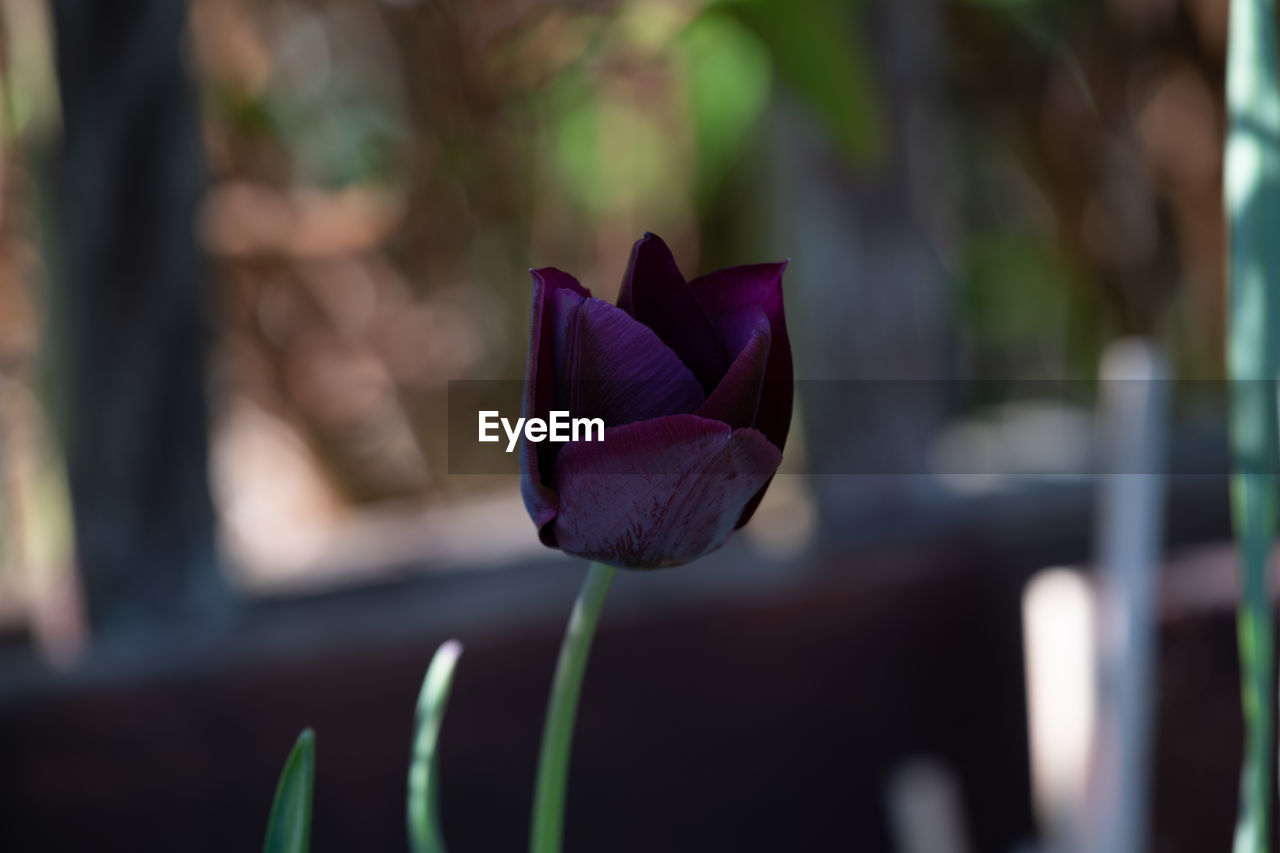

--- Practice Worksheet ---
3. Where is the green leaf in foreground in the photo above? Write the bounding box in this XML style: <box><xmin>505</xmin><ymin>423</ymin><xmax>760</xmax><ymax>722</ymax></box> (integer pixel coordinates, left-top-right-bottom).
<box><xmin>408</xmin><ymin>640</ymin><xmax>464</xmax><ymax>853</ymax></box>
<box><xmin>1225</xmin><ymin>1</ymin><xmax>1280</xmax><ymax>852</ymax></box>
<box><xmin>263</xmin><ymin>728</ymin><xmax>316</xmax><ymax>853</ymax></box>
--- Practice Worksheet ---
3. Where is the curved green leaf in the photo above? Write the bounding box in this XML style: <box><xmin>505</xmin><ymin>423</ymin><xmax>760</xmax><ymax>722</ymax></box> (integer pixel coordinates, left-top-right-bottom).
<box><xmin>263</xmin><ymin>729</ymin><xmax>316</xmax><ymax>853</ymax></box>
<box><xmin>408</xmin><ymin>640</ymin><xmax>464</xmax><ymax>853</ymax></box>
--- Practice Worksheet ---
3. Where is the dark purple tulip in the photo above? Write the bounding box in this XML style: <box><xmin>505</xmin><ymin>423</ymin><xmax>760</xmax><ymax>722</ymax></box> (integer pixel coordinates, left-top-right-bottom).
<box><xmin>520</xmin><ymin>233</ymin><xmax>792</xmax><ymax>569</ymax></box>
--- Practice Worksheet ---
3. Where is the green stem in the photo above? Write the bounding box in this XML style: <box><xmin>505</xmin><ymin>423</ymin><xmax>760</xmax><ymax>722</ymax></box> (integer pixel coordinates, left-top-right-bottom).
<box><xmin>530</xmin><ymin>561</ymin><xmax>616</xmax><ymax>853</ymax></box>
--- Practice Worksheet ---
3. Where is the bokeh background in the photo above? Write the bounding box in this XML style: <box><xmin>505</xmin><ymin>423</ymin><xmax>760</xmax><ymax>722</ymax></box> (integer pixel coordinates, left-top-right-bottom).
<box><xmin>0</xmin><ymin>0</ymin><xmax>1260</xmax><ymax>851</ymax></box>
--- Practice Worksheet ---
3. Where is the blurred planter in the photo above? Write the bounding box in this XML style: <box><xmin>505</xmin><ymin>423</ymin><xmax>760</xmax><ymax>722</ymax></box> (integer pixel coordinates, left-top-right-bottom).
<box><xmin>0</xmin><ymin>539</ymin><xmax>1032</xmax><ymax>853</ymax></box>
<box><xmin>0</xmin><ymin>481</ymin><xmax>1254</xmax><ymax>852</ymax></box>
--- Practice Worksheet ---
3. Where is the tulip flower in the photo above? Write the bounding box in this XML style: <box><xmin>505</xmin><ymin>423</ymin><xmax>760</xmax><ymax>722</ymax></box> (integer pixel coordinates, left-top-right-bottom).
<box><xmin>520</xmin><ymin>232</ymin><xmax>792</xmax><ymax>569</ymax></box>
<box><xmin>523</xmin><ymin>233</ymin><xmax>791</xmax><ymax>853</ymax></box>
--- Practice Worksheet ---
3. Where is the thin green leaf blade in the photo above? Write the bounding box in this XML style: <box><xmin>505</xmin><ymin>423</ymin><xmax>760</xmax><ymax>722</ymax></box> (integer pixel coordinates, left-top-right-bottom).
<box><xmin>263</xmin><ymin>728</ymin><xmax>316</xmax><ymax>853</ymax></box>
<box><xmin>1225</xmin><ymin>2</ymin><xmax>1280</xmax><ymax>852</ymax></box>
<box><xmin>408</xmin><ymin>640</ymin><xmax>464</xmax><ymax>853</ymax></box>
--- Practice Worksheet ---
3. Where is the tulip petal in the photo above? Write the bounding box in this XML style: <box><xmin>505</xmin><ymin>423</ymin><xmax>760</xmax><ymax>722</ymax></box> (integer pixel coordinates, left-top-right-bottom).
<box><xmin>527</xmin><ymin>268</ymin><xmax>593</xmax><ymax>420</ymax></box>
<box><xmin>689</xmin><ymin>261</ymin><xmax>793</xmax><ymax>454</ymax></box>
<box><xmin>696</xmin><ymin>309</ymin><xmax>770</xmax><ymax>431</ymax></box>
<box><xmin>570</xmin><ymin>298</ymin><xmax>706</xmax><ymax>426</ymax></box>
<box><xmin>616</xmin><ymin>233</ymin><xmax>733</xmax><ymax>392</ymax></box>
<box><xmin>521</xmin><ymin>268</ymin><xmax>592</xmax><ymax>542</ymax></box>
<box><xmin>522</xmin><ymin>268</ymin><xmax>709</xmax><ymax>545</ymax></box>
<box><xmin>548</xmin><ymin>414</ymin><xmax>782</xmax><ymax>568</ymax></box>
<box><xmin>689</xmin><ymin>262</ymin><xmax>792</xmax><ymax>530</ymax></box>
<box><xmin>532</xmin><ymin>266</ymin><xmax>592</xmax><ymax>300</ymax></box>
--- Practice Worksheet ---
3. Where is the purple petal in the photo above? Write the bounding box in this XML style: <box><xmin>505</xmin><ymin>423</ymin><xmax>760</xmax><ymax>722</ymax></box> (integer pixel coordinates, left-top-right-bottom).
<box><xmin>696</xmin><ymin>309</ymin><xmax>770</xmax><ymax>431</ymax></box>
<box><xmin>527</xmin><ymin>268</ymin><xmax>593</xmax><ymax>421</ymax></box>
<box><xmin>689</xmin><ymin>261</ymin><xmax>793</xmax><ymax>455</ymax></box>
<box><xmin>521</xmin><ymin>267</ymin><xmax>709</xmax><ymax>546</ymax></box>
<box><xmin>569</xmin><ymin>298</ymin><xmax>706</xmax><ymax>425</ymax></box>
<box><xmin>616</xmin><ymin>234</ymin><xmax>733</xmax><ymax>392</ymax></box>
<box><xmin>548</xmin><ymin>414</ymin><xmax>783</xmax><ymax>568</ymax></box>
<box><xmin>532</xmin><ymin>266</ymin><xmax>591</xmax><ymax>300</ymax></box>
<box><xmin>521</xmin><ymin>267</ymin><xmax>592</xmax><ymax>543</ymax></box>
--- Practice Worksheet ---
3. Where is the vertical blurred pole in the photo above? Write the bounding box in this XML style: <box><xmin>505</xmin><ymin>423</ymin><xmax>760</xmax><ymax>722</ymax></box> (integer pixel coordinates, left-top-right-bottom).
<box><xmin>764</xmin><ymin>0</ymin><xmax>948</xmax><ymax>525</ymax></box>
<box><xmin>46</xmin><ymin>0</ymin><xmax>225</xmax><ymax>636</ymax></box>
<box><xmin>1085</xmin><ymin>340</ymin><xmax>1167</xmax><ymax>853</ymax></box>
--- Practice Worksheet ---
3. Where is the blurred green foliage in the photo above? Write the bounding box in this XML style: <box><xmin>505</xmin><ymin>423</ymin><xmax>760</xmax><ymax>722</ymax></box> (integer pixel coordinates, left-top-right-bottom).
<box><xmin>675</xmin><ymin>12</ymin><xmax>772</xmax><ymax>197</ymax></box>
<box><xmin>729</xmin><ymin>0</ymin><xmax>884</xmax><ymax>165</ymax></box>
